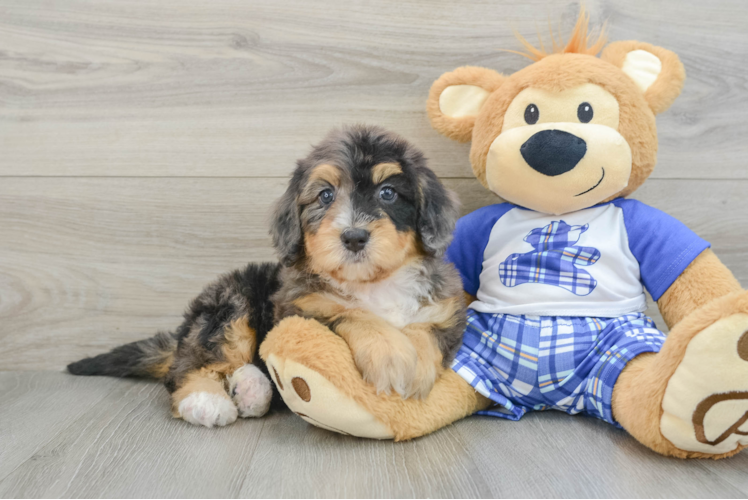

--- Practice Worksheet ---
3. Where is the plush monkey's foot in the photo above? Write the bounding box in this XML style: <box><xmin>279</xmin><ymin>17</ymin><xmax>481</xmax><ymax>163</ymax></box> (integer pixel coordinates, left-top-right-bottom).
<box><xmin>660</xmin><ymin>312</ymin><xmax>748</xmax><ymax>455</ymax></box>
<box><xmin>259</xmin><ymin>316</ymin><xmax>490</xmax><ymax>441</ymax></box>
<box><xmin>261</xmin><ymin>317</ymin><xmax>395</xmax><ymax>438</ymax></box>
<box><xmin>613</xmin><ymin>291</ymin><xmax>748</xmax><ymax>458</ymax></box>
<box><xmin>228</xmin><ymin>364</ymin><xmax>273</xmax><ymax>418</ymax></box>
<box><xmin>266</xmin><ymin>353</ymin><xmax>395</xmax><ymax>438</ymax></box>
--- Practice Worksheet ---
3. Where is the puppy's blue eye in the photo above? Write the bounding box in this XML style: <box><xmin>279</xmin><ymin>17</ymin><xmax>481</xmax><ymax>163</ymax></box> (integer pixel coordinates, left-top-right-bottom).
<box><xmin>379</xmin><ymin>186</ymin><xmax>396</xmax><ymax>202</ymax></box>
<box><xmin>319</xmin><ymin>189</ymin><xmax>335</xmax><ymax>205</ymax></box>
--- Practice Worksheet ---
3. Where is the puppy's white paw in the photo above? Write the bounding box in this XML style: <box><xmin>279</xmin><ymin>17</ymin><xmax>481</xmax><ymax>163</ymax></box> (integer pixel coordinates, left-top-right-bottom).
<box><xmin>178</xmin><ymin>392</ymin><xmax>238</xmax><ymax>428</ymax></box>
<box><xmin>229</xmin><ymin>364</ymin><xmax>273</xmax><ymax>418</ymax></box>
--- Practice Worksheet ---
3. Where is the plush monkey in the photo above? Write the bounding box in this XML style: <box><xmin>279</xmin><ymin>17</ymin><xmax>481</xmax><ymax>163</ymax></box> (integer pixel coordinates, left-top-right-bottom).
<box><xmin>260</xmin><ymin>12</ymin><xmax>748</xmax><ymax>459</ymax></box>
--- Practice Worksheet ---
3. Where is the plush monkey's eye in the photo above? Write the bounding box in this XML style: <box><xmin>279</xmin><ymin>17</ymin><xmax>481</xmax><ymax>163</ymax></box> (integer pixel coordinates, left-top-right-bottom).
<box><xmin>524</xmin><ymin>104</ymin><xmax>539</xmax><ymax>125</ymax></box>
<box><xmin>379</xmin><ymin>186</ymin><xmax>397</xmax><ymax>202</ymax></box>
<box><xmin>319</xmin><ymin>188</ymin><xmax>335</xmax><ymax>205</ymax></box>
<box><xmin>577</xmin><ymin>102</ymin><xmax>593</xmax><ymax>123</ymax></box>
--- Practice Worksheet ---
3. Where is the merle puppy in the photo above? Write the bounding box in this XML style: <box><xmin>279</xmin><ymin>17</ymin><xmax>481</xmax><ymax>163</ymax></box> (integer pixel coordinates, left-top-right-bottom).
<box><xmin>68</xmin><ymin>125</ymin><xmax>466</xmax><ymax>428</ymax></box>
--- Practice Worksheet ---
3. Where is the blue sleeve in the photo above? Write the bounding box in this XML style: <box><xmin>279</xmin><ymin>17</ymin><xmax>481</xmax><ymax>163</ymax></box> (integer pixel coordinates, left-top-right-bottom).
<box><xmin>445</xmin><ymin>203</ymin><xmax>515</xmax><ymax>296</ymax></box>
<box><xmin>613</xmin><ymin>199</ymin><xmax>711</xmax><ymax>301</ymax></box>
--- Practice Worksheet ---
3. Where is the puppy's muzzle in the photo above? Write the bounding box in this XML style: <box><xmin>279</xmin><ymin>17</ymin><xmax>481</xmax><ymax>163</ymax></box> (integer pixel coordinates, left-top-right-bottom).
<box><xmin>521</xmin><ymin>129</ymin><xmax>587</xmax><ymax>176</ymax></box>
<box><xmin>341</xmin><ymin>228</ymin><xmax>370</xmax><ymax>253</ymax></box>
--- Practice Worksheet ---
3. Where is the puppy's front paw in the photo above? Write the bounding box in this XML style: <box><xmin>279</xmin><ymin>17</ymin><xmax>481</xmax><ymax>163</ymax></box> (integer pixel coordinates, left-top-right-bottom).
<box><xmin>229</xmin><ymin>364</ymin><xmax>273</xmax><ymax>418</ymax></box>
<box><xmin>353</xmin><ymin>333</ymin><xmax>418</xmax><ymax>398</ymax></box>
<box><xmin>177</xmin><ymin>392</ymin><xmax>238</xmax><ymax>428</ymax></box>
<box><xmin>405</xmin><ymin>360</ymin><xmax>441</xmax><ymax>400</ymax></box>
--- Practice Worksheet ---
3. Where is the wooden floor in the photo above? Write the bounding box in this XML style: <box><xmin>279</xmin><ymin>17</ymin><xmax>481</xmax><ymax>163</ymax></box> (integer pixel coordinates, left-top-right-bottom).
<box><xmin>0</xmin><ymin>371</ymin><xmax>747</xmax><ymax>499</ymax></box>
<box><xmin>1</xmin><ymin>0</ymin><xmax>748</xmax><ymax>497</ymax></box>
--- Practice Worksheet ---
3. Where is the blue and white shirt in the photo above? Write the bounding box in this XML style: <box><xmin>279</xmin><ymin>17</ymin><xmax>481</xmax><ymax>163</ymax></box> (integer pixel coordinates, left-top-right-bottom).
<box><xmin>446</xmin><ymin>199</ymin><xmax>710</xmax><ymax>318</ymax></box>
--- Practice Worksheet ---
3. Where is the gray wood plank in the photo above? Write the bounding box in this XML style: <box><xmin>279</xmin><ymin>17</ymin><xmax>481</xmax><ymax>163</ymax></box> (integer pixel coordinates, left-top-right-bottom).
<box><xmin>0</xmin><ymin>372</ymin><xmax>122</xmax><ymax>481</ymax></box>
<box><xmin>699</xmin><ymin>452</ymin><xmax>748</xmax><ymax>497</ymax></box>
<box><xmin>1</xmin><ymin>177</ymin><xmax>747</xmax><ymax>371</ymax></box>
<box><xmin>454</xmin><ymin>413</ymin><xmax>745</xmax><ymax>498</ymax></box>
<box><xmin>238</xmin><ymin>411</ymin><xmax>492</xmax><ymax>498</ymax></box>
<box><xmin>0</xmin><ymin>375</ymin><xmax>264</xmax><ymax>498</ymax></box>
<box><xmin>0</xmin><ymin>0</ymin><xmax>746</xmax><ymax>180</ymax></box>
<box><xmin>1</xmin><ymin>372</ymin><xmax>746</xmax><ymax>498</ymax></box>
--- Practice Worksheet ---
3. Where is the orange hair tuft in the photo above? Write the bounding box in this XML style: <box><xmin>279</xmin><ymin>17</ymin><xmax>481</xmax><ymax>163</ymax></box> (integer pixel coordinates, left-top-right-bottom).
<box><xmin>507</xmin><ymin>6</ymin><xmax>607</xmax><ymax>62</ymax></box>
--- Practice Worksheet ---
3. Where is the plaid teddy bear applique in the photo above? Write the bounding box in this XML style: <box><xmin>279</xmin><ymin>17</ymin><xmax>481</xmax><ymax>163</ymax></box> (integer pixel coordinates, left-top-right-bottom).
<box><xmin>498</xmin><ymin>221</ymin><xmax>601</xmax><ymax>296</ymax></box>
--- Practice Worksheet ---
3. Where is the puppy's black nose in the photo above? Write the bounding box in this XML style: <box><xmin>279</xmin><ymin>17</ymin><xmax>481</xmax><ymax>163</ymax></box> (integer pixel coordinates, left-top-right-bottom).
<box><xmin>341</xmin><ymin>229</ymin><xmax>369</xmax><ymax>253</ymax></box>
<box><xmin>520</xmin><ymin>129</ymin><xmax>587</xmax><ymax>177</ymax></box>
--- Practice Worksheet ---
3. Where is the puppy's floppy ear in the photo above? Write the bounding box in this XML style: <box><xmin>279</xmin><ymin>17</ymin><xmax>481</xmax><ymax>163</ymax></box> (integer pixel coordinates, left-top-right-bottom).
<box><xmin>270</xmin><ymin>173</ymin><xmax>304</xmax><ymax>266</ymax></box>
<box><xmin>416</xmin><ymin>168</ymin><xmax>460</xmax><ymax>256</ymax></box>
<box><xmin>601</xmin><ymin>41</ymin><xmax>685</xmax><ymax>115</ymax></box>
<box><xmin>427</xmin><ymin>66</ymin><xmax>505</xmax><ymax>143</ymax></box>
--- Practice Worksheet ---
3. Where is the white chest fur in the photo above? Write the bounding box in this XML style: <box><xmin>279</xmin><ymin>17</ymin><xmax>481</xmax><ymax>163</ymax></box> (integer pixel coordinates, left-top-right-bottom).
<box><xmin>330</xmin><ymin>265</ymin><xmax>433</xmax><ymax>329</ymax></box>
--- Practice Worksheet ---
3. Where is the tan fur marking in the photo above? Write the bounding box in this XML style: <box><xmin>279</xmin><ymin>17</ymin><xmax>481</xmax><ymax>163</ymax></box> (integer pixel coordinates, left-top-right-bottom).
<box><xmin>171</xmin><ymin>368</ymin><xmax>230</xmax><ymax>416</ymax></box>
<box><xmin>293</xmin><ymin>293</ymin><xmax>347</xmax><ymax>319</ymax></box>
<box><xmin>306</xmin><ymin>209</ymin><xmax>421</xmax><ymax>284</ymax></box>
<box><xmin>309</xmin><ymin>163</ymin><xmax>341</xmax><ymax>187</ymax></box>
<box><xmin>304</xmin><ymin>198</ymin><xmax>345</xmax><ymax>275</ymax></box>
<box><xmin>354</xmin><ymin>220</ymin><xmax>420</xmax><ymax>283</ymax></box>
<box><xmin>371</xmin><ymin>162</ymin><xmax>403</xmax><ymax>185</ymax></box>
<box><xmin>148</xmin><ymin>353</ymin><xmax>174</xmax><ymax>378</ymax></box>
<box><xmin>221</xmin><ymin>316</ymin><xmax>257</xmax><ymax>369</ymax></box>
<box><xmin>427</xmin><ymin>297</ymin><xmax>463</xmax><ymax>330</ymax></box>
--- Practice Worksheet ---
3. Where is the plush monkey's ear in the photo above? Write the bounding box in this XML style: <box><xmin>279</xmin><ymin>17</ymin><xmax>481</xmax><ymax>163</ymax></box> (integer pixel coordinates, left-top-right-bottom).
<box><xmin>601</xmin><ymin>41</ymin><xmax>686</xmax><ymax>115</ymax></box>
<box><xmin>427</xmin><ymin>66</ymin><xmax>504</xmax><ymax>143</ymax></box>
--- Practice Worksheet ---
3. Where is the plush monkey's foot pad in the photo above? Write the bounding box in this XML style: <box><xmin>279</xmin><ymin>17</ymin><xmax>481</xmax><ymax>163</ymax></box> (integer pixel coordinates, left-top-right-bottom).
<box><xmin>266</xmin><ymin>353</ymin><xmax>394</xmax><ymax>439</ymax></box>
<box><xmin>661</xmin><ymin>313</ymin><xmax>748</xmax><ymax>455</ymax></box>
<box><xmin>229</xmin><ymin>364</ymin><xmax>273</xmax><ymax>418</ymax></box>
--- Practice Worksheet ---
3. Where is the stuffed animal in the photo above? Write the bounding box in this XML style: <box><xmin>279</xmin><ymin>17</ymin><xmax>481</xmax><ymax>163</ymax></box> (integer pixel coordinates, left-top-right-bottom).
<box><xmin>260</xmin><ymin>11</ymin><xmax>748</xmax><ymax>459</ymax></box>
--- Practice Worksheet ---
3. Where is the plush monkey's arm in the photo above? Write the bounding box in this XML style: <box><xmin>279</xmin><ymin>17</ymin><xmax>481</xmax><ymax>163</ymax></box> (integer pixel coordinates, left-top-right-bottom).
<box><xmin>656</xmin><ymin>249</ymin><xmax>742</xmax><ymax>328</ymax></box>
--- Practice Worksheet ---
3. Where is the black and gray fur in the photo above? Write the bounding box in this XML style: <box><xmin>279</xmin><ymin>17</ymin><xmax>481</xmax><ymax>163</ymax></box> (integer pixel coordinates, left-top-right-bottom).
<box><xmin>68</xmin><ymin>263</ymin><xmax>282</xmax><ymax>394</ymax></box>
<box><xmin>68</xmin><ymin>125</ymin><xmax>465</xmax><ymax>398</ymax></box>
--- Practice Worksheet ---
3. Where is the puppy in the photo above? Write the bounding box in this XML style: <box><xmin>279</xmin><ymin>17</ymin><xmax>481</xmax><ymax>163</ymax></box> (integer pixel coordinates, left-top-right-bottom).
<box><xmin>68</xmin><ymin>125</ymin><xmax>466</xmax><ymax>428</ymax></box>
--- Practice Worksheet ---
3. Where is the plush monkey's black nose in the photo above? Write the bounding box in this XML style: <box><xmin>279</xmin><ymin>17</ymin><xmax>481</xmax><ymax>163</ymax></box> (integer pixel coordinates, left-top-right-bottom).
<box><xmin>341</xmin><ymin>229</ymin><xmax>370</xmax><ymax>253</ymax></box>
<box><xmin>520</xmin><ymin>129</ymin><xmax>587</xmax><ymax>177</ymax></box>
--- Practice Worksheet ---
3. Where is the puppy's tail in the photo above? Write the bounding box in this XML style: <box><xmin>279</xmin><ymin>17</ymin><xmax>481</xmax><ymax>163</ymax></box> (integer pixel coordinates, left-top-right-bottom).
<box><xmin>67</xmin><ymin>331</ymin><xmax>178</xmax><ymax>379</ymax></box>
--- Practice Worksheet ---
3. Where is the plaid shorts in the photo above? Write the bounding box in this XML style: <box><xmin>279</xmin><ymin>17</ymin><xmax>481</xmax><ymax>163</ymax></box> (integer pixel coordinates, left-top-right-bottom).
<box><xmin>451</xmin><ymin>309</ymin><xmax>666</xmax><ymax>427</ymax></box>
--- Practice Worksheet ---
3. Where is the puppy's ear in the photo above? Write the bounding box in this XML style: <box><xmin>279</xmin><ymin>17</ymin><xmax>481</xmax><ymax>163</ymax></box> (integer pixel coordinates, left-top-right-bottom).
<box><xmin>427</xmin><ymin>66</ymin><xmax>505</xmax><ymax>143</ymax></box>
<box><xmin>601</xmin><ymin>41</ymin><xmax>685</xmax><ymax>115</ymax></box>
<box><xmin>270</xmin><ymin>174</ymin><xmax>304</xmax><ymax>266</ymax></box>
<box><xmin>416</xmin><ymin>169</ymin><xmax>460</xmax><ymax>256</ymax></box>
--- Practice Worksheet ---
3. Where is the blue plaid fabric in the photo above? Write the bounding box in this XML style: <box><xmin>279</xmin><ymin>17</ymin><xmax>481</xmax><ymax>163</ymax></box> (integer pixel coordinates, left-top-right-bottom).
<box><xmin>451</xmin><ymin>309</ymin><xmax>666</xmax><ymax>427</ymax></box>
<box><xmin>499</xmin><ymin>220</ymin><xmax>601</xmax><ymax>296</ymax></box>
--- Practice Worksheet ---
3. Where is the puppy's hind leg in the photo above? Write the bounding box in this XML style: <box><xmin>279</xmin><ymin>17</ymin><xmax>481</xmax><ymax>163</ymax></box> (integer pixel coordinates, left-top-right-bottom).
<box><xmin>172</xmin><ymin>369</ymin><xmax>238</xmax><ymax>428</ymax></box>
